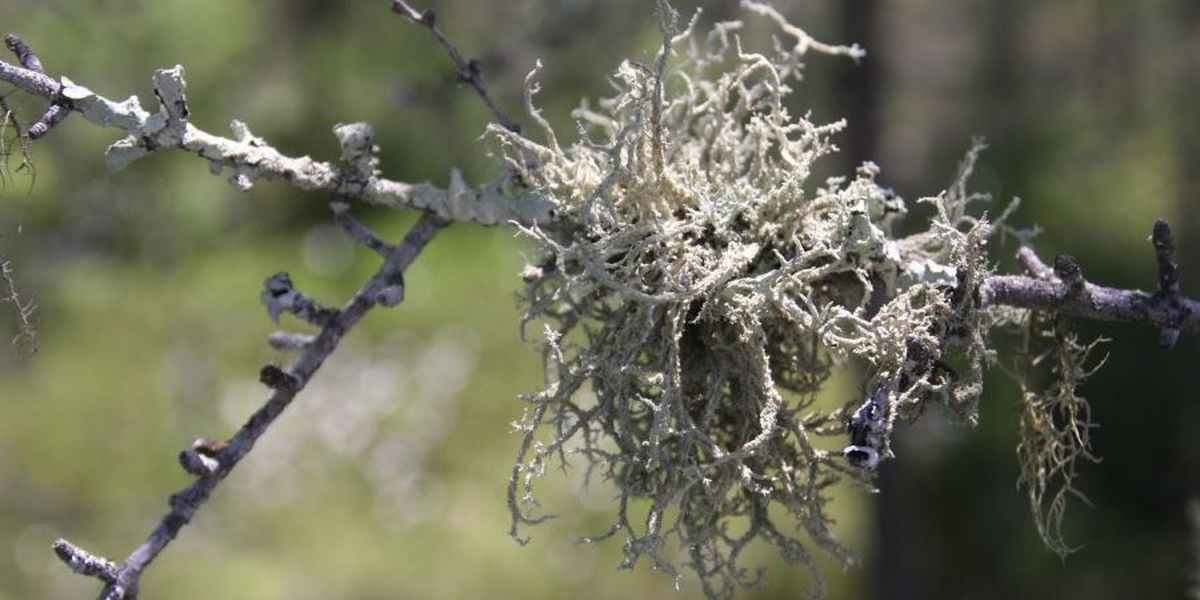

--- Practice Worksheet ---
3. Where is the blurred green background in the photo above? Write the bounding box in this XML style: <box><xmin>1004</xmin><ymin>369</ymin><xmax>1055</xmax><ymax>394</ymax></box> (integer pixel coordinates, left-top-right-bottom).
<box><xmin>0</xmin><ymin>1</ymin><xmax>1197</xmax><ymax>599</ymax></box>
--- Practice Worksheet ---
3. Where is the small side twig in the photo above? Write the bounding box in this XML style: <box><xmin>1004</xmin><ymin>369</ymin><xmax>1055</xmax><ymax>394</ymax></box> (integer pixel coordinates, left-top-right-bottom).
<box><xmin>260</xmin><ymin>273</ymin><xmax>340</xmax><ymax>327</ymax></box>
<box><xmin>390</xmin><ymin>0</ymin><xmax>521</xmax><ymax>134</ymax></box>
<box><xmin>1151</xmin><ymin>219</ymin><xmax>1184</xmax><ymax>347</ymax></box>
<box><xmin>52</xmin><ymin>540</ymin><xmax>118</xmax><ymax>584</ymax></box>
<box><xmin>1016</xmin><ymin>245</ymin><xmax>1054</xmax><ymax>280</ymax></box>
<box><xmin>333</xmin><ymin>203</ymin><xmax>395</xmax><ymax>257</ymax></box>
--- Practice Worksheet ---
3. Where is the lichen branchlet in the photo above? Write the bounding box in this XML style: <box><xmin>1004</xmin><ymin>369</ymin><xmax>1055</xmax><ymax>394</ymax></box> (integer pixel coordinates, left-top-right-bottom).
<box><xmin>493</xmin><ymin>2</ymin><xmax>1024</xmax><ymax>597</ymax></box>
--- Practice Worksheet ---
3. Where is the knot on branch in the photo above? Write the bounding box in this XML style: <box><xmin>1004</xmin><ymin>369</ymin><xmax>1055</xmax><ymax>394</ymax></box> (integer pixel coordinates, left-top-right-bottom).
<box><xmin>4</xmin><ymin>34</ymin><xmax>43</xmax><ymax>73</ymax></box>
<box><xmin>1053</xmin><ymin>253</ymin><xmax>1086</xmax><ymax>300</ymax></box>
<box><xmin>333</xmin><ymin>122</ymin><xmax>380</xmax><ymax>191</ymax></box>
<box><xmin>259</xmin><ymin>364</ymin><xmax>300</xmax><ymax>392</ymax></box>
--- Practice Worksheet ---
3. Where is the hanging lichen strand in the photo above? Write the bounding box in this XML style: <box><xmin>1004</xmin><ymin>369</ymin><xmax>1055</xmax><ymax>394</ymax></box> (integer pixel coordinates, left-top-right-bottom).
<box><xmin>491</xmin><ymin>1</ymin><xmax>1008</xmax><ymax>598</ymax></box>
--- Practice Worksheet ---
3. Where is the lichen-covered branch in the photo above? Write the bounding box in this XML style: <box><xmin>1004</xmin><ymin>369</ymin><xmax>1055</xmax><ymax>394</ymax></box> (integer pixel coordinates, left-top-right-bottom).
<box><xmin>0</xmin><ymin>39</ymin><xmax>549</xmax><ymax>225</ymax></box>
<box><xmin>0</xmin><ymin>254</ymin><xmax>37</xmax><ymax>358</ymax></box>
<box><xmin>51</xmin><ymin>210</ymin><xmax>448</xmax><ymax>600</ymax></box>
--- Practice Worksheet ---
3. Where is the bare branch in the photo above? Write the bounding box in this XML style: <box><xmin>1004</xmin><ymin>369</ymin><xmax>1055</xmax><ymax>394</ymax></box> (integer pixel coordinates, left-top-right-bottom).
<box><xmin>260</xmin><ymin>272</ymin><xmax>340</xmax><ymax>327</ymax></box>
<box><xmin>390</xmin><ymin>0</ymin><xmax>522</xmax><ymax>134</ymax></box>
<box><xmin>1016</xmin><ymin>245</ymin><xmax>1054</xmax><ymax>279</ymax></box>
<box><xmin>54</xmin><ymin>210</ymin><xmax>449</xmax><ymax>600</ymax></box>
<box><xmin>981</xmin><ymin>220</ymin><xmax>1199</xmax><ymax>338</ymax></box>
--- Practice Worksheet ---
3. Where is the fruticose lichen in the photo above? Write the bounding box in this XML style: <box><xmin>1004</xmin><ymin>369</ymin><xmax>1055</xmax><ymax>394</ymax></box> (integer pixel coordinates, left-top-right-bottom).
<box><xmin>489</xmin><ymin>2</ymin><xmax>1027</xmax><ymax>597</ymax></box>
<box><xmin>1013</xmin><ymin>312</ymin><xmax>1105</xmax><ymax>559</ymax></box>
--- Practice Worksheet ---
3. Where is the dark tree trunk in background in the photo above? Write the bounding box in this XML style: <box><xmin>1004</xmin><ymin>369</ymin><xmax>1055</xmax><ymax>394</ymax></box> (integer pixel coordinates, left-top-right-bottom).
<box><xmin>833</xmin><ymin>3</ymin><xmax>907</xmax><ymax>600</ymax></box>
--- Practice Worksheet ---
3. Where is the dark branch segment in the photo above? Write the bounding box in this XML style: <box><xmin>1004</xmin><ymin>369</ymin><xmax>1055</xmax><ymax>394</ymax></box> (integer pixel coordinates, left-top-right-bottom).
<box><xmin>981</xmin><ymin>221</ymin><xmax>1198</xmax><ymax>340</ymax></box>
<box><xmin>390</xmin><ymin>0</ymin><xmax>521</xmax><ymax>134</ymax></box>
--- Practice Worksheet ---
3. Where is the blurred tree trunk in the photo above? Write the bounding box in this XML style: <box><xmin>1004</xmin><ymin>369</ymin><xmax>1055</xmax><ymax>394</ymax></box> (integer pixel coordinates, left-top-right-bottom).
<box><xmin>832</xmin><ymin>3</ymin><xmax>909</xmax><ymax>600</ymax></box>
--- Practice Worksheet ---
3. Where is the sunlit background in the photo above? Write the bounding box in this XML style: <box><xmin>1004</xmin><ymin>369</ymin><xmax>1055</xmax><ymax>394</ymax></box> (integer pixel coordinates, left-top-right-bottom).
<box><xmin>0</xmin><ymin>1</ymin><xmax>1197</xmax><ymax>599</ymax></box>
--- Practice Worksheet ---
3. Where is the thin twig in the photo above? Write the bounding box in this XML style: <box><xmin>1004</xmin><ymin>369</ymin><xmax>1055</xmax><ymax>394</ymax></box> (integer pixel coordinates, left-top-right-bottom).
<box><xmin>1</xmin><ymin>255</ymin><xmax>38</xmax><ymax>358</ymax></box>
<box><xmin>0</xmin><ymin>48</ymin><xmax>549</xmax><ymax>225</ymax></box>
<box><xmin>390</xmin><ymin>0</ymin><xmax>522</xmax><ymax>134</ymax></box>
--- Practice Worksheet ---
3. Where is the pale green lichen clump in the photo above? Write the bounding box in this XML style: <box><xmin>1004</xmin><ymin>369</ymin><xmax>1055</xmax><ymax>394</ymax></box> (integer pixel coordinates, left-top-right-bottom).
<box><xmin>489</xmin><ymin>2</ymin><xmax>1037</xmax><ymax>597</ymax></box>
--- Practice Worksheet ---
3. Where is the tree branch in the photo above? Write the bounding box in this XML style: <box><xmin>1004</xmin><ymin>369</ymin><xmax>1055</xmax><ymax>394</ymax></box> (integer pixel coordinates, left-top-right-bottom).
<box><xmin>0</xmin><ymin>38</ymin><xmax>549</xmax><ymax>225</ymax></box>
<box><xmin>980</xmin><ymin>220</ymin><xmax>1198</xmax><ymax>343</ymax></box>
<box><xmin>390</xmin><ymin>0</ymin><xmax>521</xmax><ymax>134</ymax></box>
<box><xmin>52</xmin><ymin>210</ymin><xmax>449</xmax><ymax>600</ymax></box>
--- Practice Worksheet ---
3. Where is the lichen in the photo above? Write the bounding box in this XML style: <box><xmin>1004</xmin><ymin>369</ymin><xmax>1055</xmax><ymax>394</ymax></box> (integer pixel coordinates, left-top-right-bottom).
<box><xmin>490</xmin><ymin>2</ymin><xmax>1020</xmax><ymax>597</ymax></box>
<box><xmin>1013</xmin><ymin>312</ymin><xmax>1105</xmax><ymax>558</ymax></box>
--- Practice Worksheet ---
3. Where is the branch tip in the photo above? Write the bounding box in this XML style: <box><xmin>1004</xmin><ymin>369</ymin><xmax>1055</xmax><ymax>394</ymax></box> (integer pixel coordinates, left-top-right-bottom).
<box><xmin>4</xmin><ymin>34</ymin><xmax>44</xmax><ymax>73</ymax></box>
<box><xmin>28</xmin><ymin>102</ymin><xmax>68</xmax><ymax>139</ymax></box>
<box><xmin>267</xmin><ymin>330</ymin><xmax>315</xmax><ymax>351</ymax></box>
<box><xmin>1017</xmin><ymin>245</ymin><xmax>1053</xmax><ymax>279</ymax></box>
<box><xmin>52</xmin><ymin>539</ymin><xmax>118</xmax><ymax>583</ymax></box>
